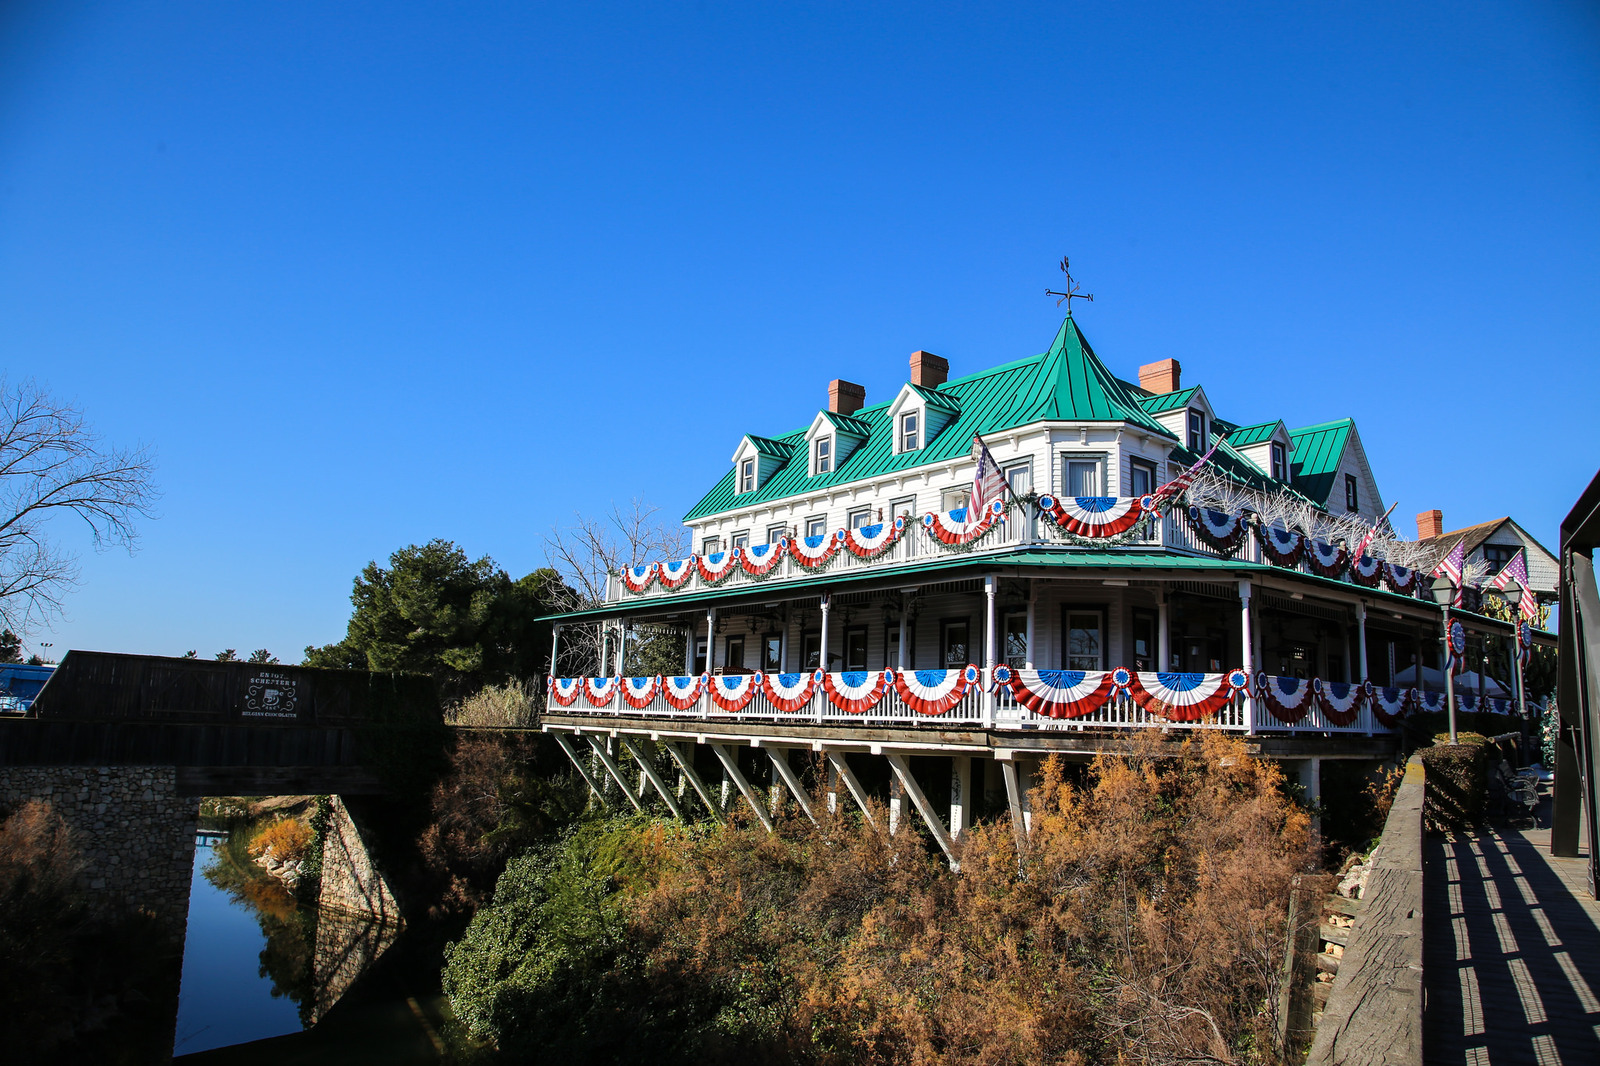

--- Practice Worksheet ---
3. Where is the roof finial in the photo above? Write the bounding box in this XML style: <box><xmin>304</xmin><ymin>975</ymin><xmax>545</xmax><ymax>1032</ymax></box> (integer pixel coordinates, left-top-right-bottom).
<box><xmin>1045</xmin><ymin>255</ymin><xmax>1094</xmax><ymax>315</ymax></box>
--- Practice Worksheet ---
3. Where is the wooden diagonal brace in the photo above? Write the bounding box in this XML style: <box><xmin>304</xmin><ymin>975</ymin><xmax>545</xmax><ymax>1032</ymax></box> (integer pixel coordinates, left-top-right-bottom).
<box><xmin>825</xmin><ymin>751</ymin><xmax>876</xmax><ymax>828</ymax></box>
<box><xmin>886</xmin><ymin>752</ymin><xmax>956</xmax><ymax>866</ymax></box>
<box><xmin>665</xmin><ymin>742</ymin><xmax>724</xmax><ymax>821</ymax></box>
<box><xmin>766</xmin><ymin>749</ymin><xmax>817</xmax><ymax>826</ymax></box>
<box><xmin>619</xmin><ymin>736</ymin><xmax>682</xmax><ymax>819</ymax></box>
<box><xmin>552</xmin><ymin>731</ymin><xmax>609</xmax><ymax>807</ymax></box>
<box><xmin>587</xmin><ymin>736</ymin><xmax>645</xmax><ymax>812</ymax></box>
<box><xmin>711</xmin><ymin>743</ymin><xmax>773</xmax><ymax>832</ymax></box>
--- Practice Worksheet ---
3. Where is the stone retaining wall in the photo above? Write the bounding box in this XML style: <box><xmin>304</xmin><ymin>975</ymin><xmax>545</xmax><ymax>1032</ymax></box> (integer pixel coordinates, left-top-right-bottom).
<box><xmin>0</xmin><ymin>764</ymin><xmax>197</xmax><ymax>936</ymax></box>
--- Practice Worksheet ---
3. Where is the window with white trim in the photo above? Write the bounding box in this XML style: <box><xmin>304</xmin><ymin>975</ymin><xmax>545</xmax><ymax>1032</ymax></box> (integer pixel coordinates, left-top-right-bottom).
<box><xmin>940</xmin><ymin>487</ymin><xmax>970</xmax><ymax>513</ymax></box>
<box><xmin>1063</xmin><ymin>456</ymin><xmax>1104</xmax><ymax>497</ymax></box>
<box><xmin>900</xmin><ymin>411</ymin><xmax>920</xmax><ymax>452</ymax></box>
<box><xmin>739</xmin><ymin>458</ymin><xmax>756</xmax><ymax>493</ymax></box>
<box><xmin>1187</xmin><ymin>410</ymin><xmax>1206</xmax><ymax>453</ymax></box>
<box><xmin>1129</xmin><ymin>458</ymin><xmax>1157</xmax><ymax>498</ymax></box>
<box><xmin>766</xmin><ymin>524</ymin><xmax>787</xmax><ymax>543</ymax></box>
<box><xmin>1065</xmin><ymin>609</ymin><xmax>1104</xmax><ymax>671</ymax></box>
<box><xmin>731</xmin><ymin>530</ymin><xmax>750</xmax><ymax>550</ymax></box>
<box><xmin>815</xmin><ymin>436</ymin><xmax>832</xmax><ymax>475</ymax></box>
<box><xmin>1269</xmin><ymin>442</ymin><xmax>1287</xmax><ymax>481</ymax></box>
<box><xmin>805</xmin><ymin>515</ymin><xmax>828</xmax><ymax>538</ymax></box>
<box><xmin>889</xmin><ymin>495</ymin><xmax>917</xmax><ymax>520</ymax></box>
<box><xmin>702</xmin><ymin>536</ymin><xmax>720</xmax><ymax>555</ymax></box>
<box><xmin>848</xmin><ymin>506</ymin><xmax>874</xmax><ymax>529</ymax></box>
<box><xmin>1345</xmin><ymin>474</ymin><xmax>1359</xmax><ymax>512</ymax></box>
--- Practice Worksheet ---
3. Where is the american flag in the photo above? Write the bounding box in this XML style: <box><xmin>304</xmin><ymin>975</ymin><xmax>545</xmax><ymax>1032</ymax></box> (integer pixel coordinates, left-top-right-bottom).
<box><xmin>971</xmin><ymin>435</ymin><xmax>1009</xmax><ymax>515</ymax></box>
<box><xmin>1431</xmin><ymin>539</ymin><xmax>1465</xmax><ymax>584</ymax></box>
<box><xmin>1489</xmin><ymin>548</ymin><xmax>1539</xmax><ymax>621</ymax></box>
<box><xmin>1148</xmin><ymin>434</ymin><xmax>1226</xmax><ymax>510</ymax></box>
<box><xmin>1351</xmin><ymin>501</ymin><xmax>1399</xmax><ymax>562</ymax></box>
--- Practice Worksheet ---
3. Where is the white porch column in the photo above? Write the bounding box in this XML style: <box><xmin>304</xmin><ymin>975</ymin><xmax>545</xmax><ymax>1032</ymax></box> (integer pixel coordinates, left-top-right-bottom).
<box><xmin>1300</xmin><ymin>758</ymin><xmax>1322</xmax><ymax>834</ymax></box>
<box><xmin>702</xmin><ymin>607</ymin><xmax>717</xmax><ymax>717</ymax></box>
<box><xmin>898</xmin><ymin>595</ymin><xmax>910</xmax><ymax>669</ymax></box>
<box><xmin>950</xmin><ymin>755</ymin><xmax>973</xmax><ymax>840</ymax></box>
<box><xmin>888</xmin><ymin>769</ymin><xmax>904</xmax><ymax>835</ymax></box>
<box><xmin>1158</xmin><ymin>593</ymin><xmax>1171</xmax><ymax>671</ymax></box>
<box><xmin>819</xmin><ymin>592</ymin><xmax>832</xmax><ymax>672</ymax></box>
<box><xmin>984</xmin><ymin>574</ymin><xmax>998</xmax><ymax>727</ymax></box>
<box><xmin>549</xmin><ymin>624</ymin><xmax>563</xmax><ymax>682</ymax></box>
<box><xmin>1239</xmin><ymin>580</ymin><xmax>1256</xmax><ymax>732</ymax></box>
<box><xmin>1356</xmin><ymin>602</ymin><xmax>1369</xmax><ymax>681</ymax></box>
<box><xmin>615</xmin><ymin>622</ymin><xmax>627</xmax><ymax>677</ymax></box>
<box><xmin>1025</xmin><ymin>579</ymin><xmax>1036</xmax><ymax>669</ymax></box>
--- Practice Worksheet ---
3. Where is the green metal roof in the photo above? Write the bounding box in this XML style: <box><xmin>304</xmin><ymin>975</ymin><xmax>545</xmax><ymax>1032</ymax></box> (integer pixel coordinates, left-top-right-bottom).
<box><xmin>1137</xmin><ymin>386</ymin><xmax>1200</xmax><ymax>414</ymax></box>
<box><xmin>743</xmin><ymin>435</ymin><xmax>796</xmax><ymax>460</ymax></box>
<box><xmin>685</xmin><ymin>317</ymin><xmax>1175</xmax><ymax>522</ymax></box>
<box><xmin>1224</xmin><ymin>420</ymin><xmax>1285</xmax><ymax>447</ymax></box>
<box><xmin>817</xmin><ymin>411</ymin><xmax>872</xmax><ymax>437</ymax></box>
<box><xmin>906</xmin><ymin>382</ymin><xmax>962</xmax><ymax>414</ymax></box>
<box><xmin>1167</xmin><ymin>431</ymin><xmax>1317</xmax><ymax>503</ymax></box>
<box><xmin>1287</xmin><ymin>419</ymin><xmax>1354</xmax><ymax>506</ymax></box>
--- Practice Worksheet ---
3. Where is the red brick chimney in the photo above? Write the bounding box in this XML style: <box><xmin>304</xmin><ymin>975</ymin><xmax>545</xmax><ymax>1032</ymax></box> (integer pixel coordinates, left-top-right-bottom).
<box><xmin>828</xmin><ymin>379</ymin><xmax>865</xmax><ymax>415</ymax></box>
<box><xmin>1417</xmin><ymin>509</ymin><xmax>1445</xmax><ymax>540</ymax></box>
<box><xmin>910</xmin><ymin>350</ymin><xmax>948</xmax><ymax>389</ymax></box>
<box><xmin>1139</xmin><ymin>358</ymin><xmax>1181</xmax><ymax>394</ymax></box>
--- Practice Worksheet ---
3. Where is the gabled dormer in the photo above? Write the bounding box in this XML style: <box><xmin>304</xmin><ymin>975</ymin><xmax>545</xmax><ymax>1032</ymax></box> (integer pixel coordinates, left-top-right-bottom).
<box><xmin>730</xmin><ymin>434</ymin><xmax>794</xmax><ymax>495</ymax></box>
<box><xmin>1140</xmin><ymin>383</ymin><xmax>1214</xmax><ymax>453</ymax></box>
<box><xmin>1225</xmin><ymin>420</ymin><xmax>1294</xmax><ymax>482</ymax></box>
<box><xmin>803</xmin><ymin>410</ymin><xmax>871</xmax><ymax>477</ymax></box>
<box><xmin>885</xmin><ymin>382</ymin><xmax>961</xmax><ymax>455</ymax></box>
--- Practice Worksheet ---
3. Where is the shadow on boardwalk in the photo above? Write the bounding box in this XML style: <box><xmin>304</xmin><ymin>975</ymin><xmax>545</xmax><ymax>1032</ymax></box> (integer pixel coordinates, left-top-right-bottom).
<box><xmin>1424</xmin><ymin>809</ymin><xmax>1600</xmax><ymax>1064</ymax></box>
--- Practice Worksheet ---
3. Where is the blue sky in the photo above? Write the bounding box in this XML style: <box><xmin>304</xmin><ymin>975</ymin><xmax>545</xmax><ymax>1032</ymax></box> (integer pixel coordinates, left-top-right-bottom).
<box><xmin>3</xmin><ymin>2</ymin><xmax>1597</xmax><ymax>661</ymax></box>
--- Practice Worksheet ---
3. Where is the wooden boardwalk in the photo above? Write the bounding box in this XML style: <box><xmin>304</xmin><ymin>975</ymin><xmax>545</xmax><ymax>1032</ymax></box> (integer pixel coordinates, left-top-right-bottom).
<box><xmin>1424</xmin><ymin>815</ymin><xmax>1600</xmax><ymax>1064</ymax></box>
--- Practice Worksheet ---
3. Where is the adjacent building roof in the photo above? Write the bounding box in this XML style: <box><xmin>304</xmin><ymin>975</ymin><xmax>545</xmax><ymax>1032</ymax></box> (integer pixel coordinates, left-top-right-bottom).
<box><xmin>1136</xmin><ymin>386</ymin><xmax>1201</xmax><ymax>415</ymax></box>
<box><xmin>1225</xmin><ymin>420</ymin><xmax>1286</xmax><ymax>447</ymax></box>
<box><xmin>1420</xmin><ymin>516</ymin><xmax>1557</xmax><ymax>566</ymax></box>
<box><xmin>685</xmin><ymin>317</ymin><xmax>1176</xmax><ymax>522</ymax></box>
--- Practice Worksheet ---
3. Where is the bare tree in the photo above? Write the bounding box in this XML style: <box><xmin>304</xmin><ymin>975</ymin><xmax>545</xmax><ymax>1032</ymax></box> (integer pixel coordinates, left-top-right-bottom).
<box><xmin>541</xmin><ymin>498</ymin><xmax>688</xmax><ymax>676</ymax></box>
<box><xmin>0</xmin><ymin>379</ymin><xmax>158</xmax><ymax>630</ymax></box>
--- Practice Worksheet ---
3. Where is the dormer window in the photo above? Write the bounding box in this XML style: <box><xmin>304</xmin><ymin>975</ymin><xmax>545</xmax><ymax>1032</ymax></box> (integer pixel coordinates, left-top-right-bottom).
<box><xmin>1345</xmin><ymin>473</ymin><xmax>1359</xmax><ymax>512</ymax></box>
<box><xmin>1187</xmin><ymin>410</ymin><xmax>1206</xmax><ymax>452</ymax></box>
<box><xmin>815</xmin><ymin>436</ymin><xmax>832</xmax><ymax>474</ymax></box>
<box><xmin>901</xmin><ymin>412</ymin><xmax>920</xmax><ymax>452</ymax></box>
<box><xmin>1270</xmin><ymin>442</ymin><xmax>1287</xmax><ymax>480</ymax></box>
<box><xmin>739</xmin><ymin>458</ymin><xmax>756</xmax><ymax>493</ymax></box>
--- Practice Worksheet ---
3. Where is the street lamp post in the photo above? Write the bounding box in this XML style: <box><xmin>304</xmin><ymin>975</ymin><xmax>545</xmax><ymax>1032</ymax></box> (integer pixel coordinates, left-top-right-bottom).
<box><xmin>1502</xmin><ymin>582</ymin><xmax>1531</xmax><ymax>761</ymax></box>
<box><xmin>1430</xmin><ymin>575</ymin><xmax>1460</xmax><ymax>744</ymax></box>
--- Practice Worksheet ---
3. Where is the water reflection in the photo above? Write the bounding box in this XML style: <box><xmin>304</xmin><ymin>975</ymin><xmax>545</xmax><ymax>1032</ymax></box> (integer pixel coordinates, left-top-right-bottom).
<box><xmin>173</xmin><ymin>832</ymin><xmax>309</xmax><ymax>1055</ymax></box>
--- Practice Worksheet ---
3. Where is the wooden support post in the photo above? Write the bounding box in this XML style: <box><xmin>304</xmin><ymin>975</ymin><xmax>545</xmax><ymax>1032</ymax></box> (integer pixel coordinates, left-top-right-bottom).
<box><xmin>983</xmin><ymin>575</ymin><xmax>998</xmax><ymax>728</ymax></box>
<box><xmin>552</xmin><ymin>731</ymin><xmax>608</xmax><ymax>806</ymax></box>
<box><xmin>549</xmin><ymin>624</ymin><xmax>562</xmax><ymax>682</ymax></box>
<box><xmin>825</xmin><ymin>751</ymin><xmax>876</xmax><ymax>827</ymax></box>
<box><xmin>619</xmin><ymin>736</ymin><xmax>682</xmax><ymax>819</ymax></box>
<box><xmin>888</xmin><ymin>771</ymin><xmax>904</xmax><ymax>834</ymax></box>
<box><xmin>711</xmin><ymin>744</ymin><xmax>773</xmax><ymax>832</ymax></box>
<box><xmin>665</xmin><ymin>743</ymin><xmax>723</xmax><ymax>821</ymax></box>
<box><xmin>587</xmin><ymin>736</ymin><xmax>644</xmax><ymax>812</ymax></box>
<box><xmin>1158</xmin><ymin>593</ymin><xmax>1171</xmax><ymax>671</ymax></box>
<box><xmin>819</xmin><ymin>592</ymin><xmax>832</xmax><ymax>673</ymax></box>
<box><xmin>767</xmin><ymin>749</ymin><xmax>818</xmax><ymax>826</ymax></box>
<box><xmin>1240</xmin><ymin>579</ymin><xmax>1256</xmax><ymax>733</ymax></box>
<box><xmin>1000</xmin><ymin>757</ymin><xmax>1028</xmax><ymax>854</ymax></box>
<box><xmin>949</xmin><ymin>755</ymin><xmax>973</xmax><ymax>840</ymax></box>
<box><xmin>886</xmin><ymin>752</ymin><xmax>957</xmax><ymax>866</ymax></box>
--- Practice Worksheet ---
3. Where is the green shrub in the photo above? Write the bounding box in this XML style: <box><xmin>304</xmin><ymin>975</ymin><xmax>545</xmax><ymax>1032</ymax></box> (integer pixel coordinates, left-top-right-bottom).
<box><xmin>1422</xmin><ymin>743</ymin><xmax>1488</xmax><ymax>833</ymax></box>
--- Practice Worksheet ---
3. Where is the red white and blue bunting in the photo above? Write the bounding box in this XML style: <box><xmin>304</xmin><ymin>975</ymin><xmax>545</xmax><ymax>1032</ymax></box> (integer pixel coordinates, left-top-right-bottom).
<box><xmin>893</xmin><ymin>665</ymin><xmax>979</xmax><ymax>716</ymax></box>
<box><xmin>1038</xmin><ymin>495</ymin><xmax>1147</xmax><ymax>539</ymax></box>
<box><xmin>1305</xmin><ymin>539</ymin><xmax>1348</xmax><ymax>579</ymax></box>
<box><xmin>1184</xmin><ymin>507</ymin><xmax>1249</xmax><ymax>556</ymax></box>
<box><xmin>760</xmin><ymin>671</ymin><xmax>817</xmax><ymax>713</ymax></box>
<box><xmin>583</xmin><ymin>676</ymin><xmax>620</xmax><ymax>708</ymax></box>
<box><xmin>1518</xmin><ymin>621</ymin><xmax>1533</xmax><ymax>667</ymax></box>
<box><xmin>621</xmin><ymin>563</ymin><xmax>657</xmax><ymax>594</ymax></box>
<box><xmin>549</xmin><ymin>676</ymin><xmax>582</xmax><ymax>707</ymax></box>
<box><xmin>661</xmin><ymin>674</ymin><xmax>705</xmax><ymax>710</ymax></box>
<box><xmin>696</xmin><ymin>550</ymin><xmax>740</xmax><ymax>584</ymax></box>
<box><xmin>923</xmin><ymin>501</ymin><xmax>1005</xmax><ymax>548</ymax></box>
<box><xmin>621</xmin><ymin>675</ymin><xmax>660</xmax><ymax>709</ymax></box>
<box><xmin>1117</xmin><ymin>668</ymin><xmax>1250</xmax><ymax>722</ymax></box>
<box><xmin>789</xmin><ymin>533</ymin><xmax>840</xmax><ymax>569</ymax></box>
<box><xmin>1256</xmin><ymin>522</ymin><xmax>1305</xmax><ymax>567</ymax></box>
<box><xmin>1383</xmin><ymin>562</ymin><xmax>1419</xmax><ymax>595</ymax></box>
<box><xmin>822</xmin><ymin>669</ymin><xmax>892</xmax><ymax>713</ymax></box>
<box><xmin>1007</xmin><ymin>668</ymin><xmax>1118</xmax><ymax>718</ymax></box>
<box><xmin>1415</xmin><ymin>690</ymin><xmax>1448</xmax><ymax>714</ymax></box>
<box><xmin>1348</xmin><ymin>553</ymin><xmax>1383</xmax><ymax>588</ymax></box>
<box><xmin>709</xmin><ymin>673</ymin><xmax>762</xmax><ymax>713</ymax></box>
<box><xmin>1445</xmin><ymin>619</ymin><xmax>1467</xmax><ymax>675</ymax></box>
<box><xmin>1369</xmin><ymin>684</ymin><xmax>1413</xmax><ymax>727</ymax></box>
<box><xmin>1256</xmin><ymin>673</ymin><xmax>1314</xmax><ymax>725</ymax></box>
<box><xmin>658</xmin><ymin>558</ymin><xmax>695</xmax><ymax>589</ymax></box>
<box><xmin>740</xmin><ymin>540</ymin><xmax>787</xmax><ymax>577</ymax></box>
<box><xmin>842</xmin><ymin>519</ymin><xmax>906</xmax><ymax>559</ymax></box>
<box><xmin>1312</xmin><ymin>677</ymin><xmax>1364</xmax><ymax>726</ymax></box>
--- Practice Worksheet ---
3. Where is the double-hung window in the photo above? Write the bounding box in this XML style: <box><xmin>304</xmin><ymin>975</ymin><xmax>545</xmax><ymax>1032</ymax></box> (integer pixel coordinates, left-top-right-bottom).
<box><xmin>739</xmin><ymin>458</ymin><xmax>756</xmax><ymax>493</ymax></box>
<box><xmin>806</xmin><ymin>515</ymin><xmax>828</xmax><ymax>538</ymax></box>
<box><xmin>766</xmin><ymin>524</ymin><xmax>787</xmax><ymax>543</ymax></box>
<box><xmin>702</xmin><ymin>536</ymin><xmax>720</xmax><ymax>555</ymax></box>
<box><xmin>900</xmin><ymin>412</ymin><xmax>920</xmax><ymax>452</ymax></box>
<box><xmin>815</xmin><ymin>437</ymin><xmax>832</xmax><ymax>475</ymax></box>
<box><xmin>1129</xmin><ymin>458</ymin><xmax>1157</xmax><ymax>499</ymax></box>
<box><xmin>940</xmin><ymin>487</ymin><xmax>971</xmax><ymax>514</ymax></box>
<box><xmin>1345</xmin><ymin>474</ymin><xmax>1359</xmax><ymax>512</ymax></box>
<box><xmin>731</xmin><ymin>531</ymin><xmax>750</xmax><ymax>551</ymax></box>
<box><xmin>1064</xmin><ymin>457</ymin><xmax>1101</xmax><ymax>497</ymax></box>
<box><xmin>1066</xmin><ymin>611</ymin><xmax>1103</xmax><ymax>671</ymax></box>
<box><xmin>1270</xmin><ymin>442</ymin><xmax>1287</xmax><ymax>481</ymax></box>
<box><xmin>848</xmin><ymin>507</ymin><xmax>874</xmax><ymax>529</ymax></box>
<box><xmin>1187</xmin><ymin>410</ymin><xmax>1207</xmax><ymax>453</ymax></box>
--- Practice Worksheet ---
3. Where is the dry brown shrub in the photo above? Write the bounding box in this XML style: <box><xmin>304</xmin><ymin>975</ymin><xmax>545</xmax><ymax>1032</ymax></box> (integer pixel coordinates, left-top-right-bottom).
<box><xmin>248</xmin><ymin>816</ymin><xmax>312</xmax><ymax>864</ymax></box>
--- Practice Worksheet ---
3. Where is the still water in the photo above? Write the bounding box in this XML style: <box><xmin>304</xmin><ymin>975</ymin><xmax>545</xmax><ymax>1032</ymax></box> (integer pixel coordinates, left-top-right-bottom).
<box><xmin>172</xmin><ymin>833</ymin><xmax>310</xmax><ymax>1056</ymax></box>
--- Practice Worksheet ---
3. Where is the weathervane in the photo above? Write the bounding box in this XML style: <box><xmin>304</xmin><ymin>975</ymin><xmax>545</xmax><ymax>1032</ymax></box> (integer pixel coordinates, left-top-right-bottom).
<box><xmin>1045</xmin><ymin>255</ymin><xmax>1094</xmax><ymax>314</ymax></box>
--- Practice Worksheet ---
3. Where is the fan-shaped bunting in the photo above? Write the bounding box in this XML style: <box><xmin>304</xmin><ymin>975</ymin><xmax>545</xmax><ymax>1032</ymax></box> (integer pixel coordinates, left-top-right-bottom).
<box><xmin>822</xmin><ymin>670</ymin><xmax>891</xmax><ymax>714</ymax></box>
<box><xmin>1007</xmin><ymin>669</ymin><xmax>1118</xmax><ymax>718</ymax></box>
<box><xmin>893</xmin><ymin>665</ymin><xmax>979</xmax><ymax>716</ymax></box>
<box><xmin>661</xmin><ymin>674</ymin><xmax>705</xmax><ymax>710</ymax></box>
<box><xmin>760</xmin><ymin>671</ymin><xmax>817</xmax><ymax>713</ymax></box>
<box><xmin>1038</xmin><ymin>495</ymin><xmax>1146</xmax><ymax>539</ymax></box>
<box><xmin>709</xmin><ymin>673</ymin><xmax>762</xmax><ymax>713</ymax></box>
<box><xmin>621</xmin><ymin>675</ymin><xmax>661</xmax><ymax>709</ymax></box>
